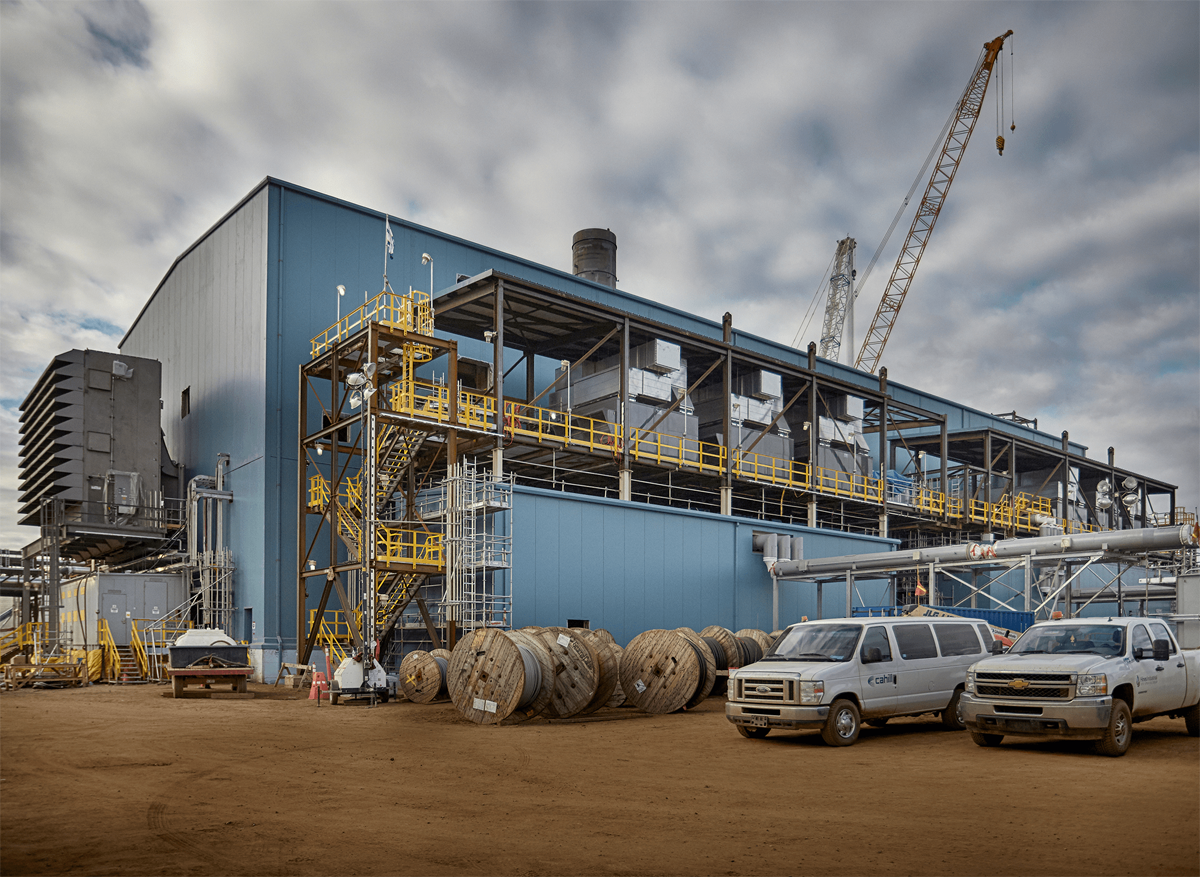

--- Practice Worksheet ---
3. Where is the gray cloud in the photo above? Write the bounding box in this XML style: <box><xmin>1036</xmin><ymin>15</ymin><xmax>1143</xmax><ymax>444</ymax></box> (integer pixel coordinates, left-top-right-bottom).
<box><xmin>1</xmin><ymin>0</ymin><xmax>1196</xmax><ymax>547</ymax></box>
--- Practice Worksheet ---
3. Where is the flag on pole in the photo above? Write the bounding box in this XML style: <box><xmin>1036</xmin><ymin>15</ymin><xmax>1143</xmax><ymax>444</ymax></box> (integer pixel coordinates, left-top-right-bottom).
<box><xmin>385</xmin><ymin>217</ymin><xmax>394</xmax><ymax>258</ymax></box>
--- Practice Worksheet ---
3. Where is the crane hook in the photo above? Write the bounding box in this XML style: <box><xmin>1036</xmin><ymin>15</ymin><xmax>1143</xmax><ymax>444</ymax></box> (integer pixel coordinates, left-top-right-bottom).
<box><xmin>996</xmin><ymin>135</ymin><xmax>1005</xmax><ymax>156</ymax></box>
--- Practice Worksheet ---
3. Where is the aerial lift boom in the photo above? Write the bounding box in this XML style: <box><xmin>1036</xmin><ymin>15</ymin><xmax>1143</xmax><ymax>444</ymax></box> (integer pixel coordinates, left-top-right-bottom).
<box><xmin>854</xmin><ymin>29</ymin><xmax>1013</xmax><ymax>374</ymax></box>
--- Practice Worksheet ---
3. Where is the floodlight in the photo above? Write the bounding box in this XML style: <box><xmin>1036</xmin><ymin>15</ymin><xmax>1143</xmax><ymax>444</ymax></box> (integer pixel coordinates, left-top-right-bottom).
<box><xmin>421</xmin><ymin>253</ymin><xmax>432</xmax><ymax>265</ymax></box>
<box><xmin>1096</xmin><ymin>495</ymin><xmax>1113</xmax><ymax>510</ymax></box>
<box><xmin>363</xmin><ymin>362</ymin><xmax>376</xmax><ymax>378</ymax></box>
<box><xmin>350</xmin><ymin>390</ymin><xmax>363</xmax><ymax>409</ymax></box>
<box><xmin>1121</xmin><ymin>492</ymin><xmax>1139</xmax><ymax>508</ymax></box>
<box><xmin>346</xmin><ymin>372</ymin><xmax>367</xmax><ymax>388</ymax></box>
<box><xmin>316</xmin><ymin>445</ymin><xmax>323</xmax><ymax>457</ymax></box>
<box><xmin>1122</xmin><ymin>476</ymin><xmax>1138</xmax><ymax>491</ymax></box>
<box><xmin>337</xmin><ymin>285</ymin><xmax>346</xmax><ymax>297</ymax></box>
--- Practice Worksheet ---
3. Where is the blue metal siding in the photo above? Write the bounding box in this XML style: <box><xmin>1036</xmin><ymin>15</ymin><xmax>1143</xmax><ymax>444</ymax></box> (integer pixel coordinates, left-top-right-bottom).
<box><xmin>511</xmin><ymin>486</ymin><xmax>893</xmax><ymax>645</ymax></box>
<box><xmin>120</xmin><ymin>186</ymin><xmax>270</xmax><ymax>637</ymax></box>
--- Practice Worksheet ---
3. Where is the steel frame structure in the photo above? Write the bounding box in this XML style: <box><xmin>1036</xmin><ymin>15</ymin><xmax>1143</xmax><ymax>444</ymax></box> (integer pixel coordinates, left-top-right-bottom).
<box><xmin>431</xmin><ymin>270</ymin><xmax>1178</xmax><ymax>549</ymax></box>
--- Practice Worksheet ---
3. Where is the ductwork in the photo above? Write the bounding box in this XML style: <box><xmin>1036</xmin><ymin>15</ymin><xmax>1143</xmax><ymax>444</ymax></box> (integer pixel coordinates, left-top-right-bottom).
<box><xmin>770</xmin><ymin>524</ymin><xmax>1200</xmax><ymax>580</ymax></box>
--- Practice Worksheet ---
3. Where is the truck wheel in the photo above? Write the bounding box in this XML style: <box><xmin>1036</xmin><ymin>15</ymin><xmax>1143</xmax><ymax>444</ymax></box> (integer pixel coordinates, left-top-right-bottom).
<box><xmin>736</xmin><ymin>725</ymin><xmax>770</xmax><ymax>739</ymax></box>
<box><xmin>1184</xmin><ymin>701</ymin><xmax>1200</xmax><ymax>738</ymax></box>
<box><xmin>821</xmin><ymin>699</ymin><xmax>861</xmax><ymax>746</ymax></box>
<box><xmin>970</xmin><ymin>731</ymin><xmax>1003</xmax><ymax>748</ymax></box>
<box><xmin>941</xmin><ymin>689</ymin><xmax>966</xmax><ymax>731</ymax></box>
<box><xmin>330</xmin><ymin>691</ymin><xmax>340</xmax><ymax>706</ymax></box>
<box><xmin>1095</xmin><ymin>699</ymin><xmax>1132</xmax><ymax>757</ymax></box>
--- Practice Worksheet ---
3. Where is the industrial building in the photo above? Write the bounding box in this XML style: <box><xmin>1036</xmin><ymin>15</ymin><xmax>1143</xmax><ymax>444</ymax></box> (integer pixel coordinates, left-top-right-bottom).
<box><xmin>10</xmin><ymin>177</ymin><xmax>1193</xmax><ymax>682</ymax></box>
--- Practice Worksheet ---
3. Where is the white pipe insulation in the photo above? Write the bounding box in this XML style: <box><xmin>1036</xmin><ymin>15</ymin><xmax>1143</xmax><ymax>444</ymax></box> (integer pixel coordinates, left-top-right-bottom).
<box><xmin>769</xmin><ymin>524</ymin><xmax>1199</xmax><ymax>581</ymax></box>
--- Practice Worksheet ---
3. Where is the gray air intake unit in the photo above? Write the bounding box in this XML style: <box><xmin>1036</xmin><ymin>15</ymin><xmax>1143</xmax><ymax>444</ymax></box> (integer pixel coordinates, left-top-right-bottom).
<box><xmin>18</xmin><ymin>349</ymin><xmax>180</xmax><ymax>559</ymax></box>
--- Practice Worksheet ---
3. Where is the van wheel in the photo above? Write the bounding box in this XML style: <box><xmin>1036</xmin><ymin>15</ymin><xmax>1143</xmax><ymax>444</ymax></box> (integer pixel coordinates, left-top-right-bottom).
<box><xmin>737</xmin><ymin>725</ymin><xmax>770</xmax><ymax>739</ymax></box>
<box><xmin>941</xmin><ymin>689</ymin><xmax>966</xmax><ymax>730</ymax></box>
<box><xmin>1095</xmin><ymin>699</ymin><xmax>1132</xmax><ymax>757</ymax></box>
<box><xmin>821</xmin><ymin>699</ymin><xmax>861</xmax><ymax>746</ymax></box>
<box><xmin>970</xmin><ymin>731</ymin><xmax>1003</xmax><ymax>747</ymax></box>
<box><xmin>1184</xmin><ymin>701</ymin><xmax>1199</xmax><ymax>737</ymax></box>
<box><xmin>865</xmin><ymin>718</ymin><xmax>889</xmax><ymax>727</ymax></box>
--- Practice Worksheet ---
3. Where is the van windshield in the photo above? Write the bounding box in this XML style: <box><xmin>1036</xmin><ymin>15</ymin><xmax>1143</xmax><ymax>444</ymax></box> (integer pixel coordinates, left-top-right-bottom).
<box><xmin>765</xmin><ymin>624</ymin><xmax>863</xmax><ymax>662</ymax></box>
<box><xmin>1009</xmin><ymin>625</ymin><xmax>1123</xmax><ymax>657</ymax></box>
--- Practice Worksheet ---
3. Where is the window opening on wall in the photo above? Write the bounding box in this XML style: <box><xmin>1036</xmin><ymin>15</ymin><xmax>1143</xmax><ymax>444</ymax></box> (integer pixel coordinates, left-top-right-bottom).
<box><xmin>181</xmin><ymin>386</ymin><xmax>190</xmax><ymax>419</ymax></box>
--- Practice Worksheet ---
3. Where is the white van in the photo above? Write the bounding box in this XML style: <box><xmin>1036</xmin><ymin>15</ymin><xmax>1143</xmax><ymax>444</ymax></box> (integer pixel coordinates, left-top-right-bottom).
<box><xmin>726</xmin><ymin>616</ymin><xmax>995</xmax><ymax>745</ymax></box>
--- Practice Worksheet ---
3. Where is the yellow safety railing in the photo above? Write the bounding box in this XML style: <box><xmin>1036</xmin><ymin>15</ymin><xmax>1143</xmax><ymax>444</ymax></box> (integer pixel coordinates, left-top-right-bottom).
<box><xmin>133</xmin><ymin>618</ymin><xmax>194</xmax><ymax>682</ymax></box>
<box><xmin>308</xmin><ymin>610</ymin><xmax>359</xmax><ymax>666</ymax></box>
<box><xmin>97</xmin><ymin>618</ymin><xmax>119</xmax><ymax>681</ymax></box>
<box><xmin>376</xmin><ymin>528</ymin><xmax>444</xmax><ymax>566</ymax></box>
<box><xmin>1</xmin><ymin>622</ymin><xmax>48</xmax><ymax>663</ymax></box>
<box><xmin>129</xmin><ymin>622</ymin><xmax>150</xmax><ymax>679</ymax></box>
<box><xmin>388</xmin><ymin>379</ymin><xmax>496</xmax><ymax>432</ymax></box>
<box><xmin>310</xmin><ymin>289</ymin><xmax>435</xmax><ymax>358</ymax></box>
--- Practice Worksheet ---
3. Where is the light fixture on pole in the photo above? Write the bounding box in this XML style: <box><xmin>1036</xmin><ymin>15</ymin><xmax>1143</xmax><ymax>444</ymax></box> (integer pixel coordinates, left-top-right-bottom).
<box><xmin>421</xmin><ymin>253</ymin><xmax>434</xmax><ymax>296</ymax></box>
<box><xmin>336</xmin><ymin>285</ymin><xmax>346</xmax><ymax>324</ymax></box>
<box><xmin>560</xmin><ymin>359</ymin><xmax>571</xmax><ymax>416</ymax></box>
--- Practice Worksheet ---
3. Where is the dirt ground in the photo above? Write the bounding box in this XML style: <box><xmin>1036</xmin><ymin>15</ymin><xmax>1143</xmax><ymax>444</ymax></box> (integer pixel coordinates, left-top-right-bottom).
<box><xmin>1</xmin><ymin>682</ymin><xmax>1197</xmax><ymax>877</ymax></box>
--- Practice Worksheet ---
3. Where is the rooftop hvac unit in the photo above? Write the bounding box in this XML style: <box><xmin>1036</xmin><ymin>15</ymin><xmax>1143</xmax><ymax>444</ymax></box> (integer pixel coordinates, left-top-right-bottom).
<box><xmin>630</xmin><ymin>339</ymin><xmax>681</xmax><ymax>375</ymax></box>
<box><xmin>736</xmin><ymin>370</ymin><xmax>782</xmax><ymax>401</ymax></box>
<box><xmin>827</xmin><ymin>394</ymin><xmax>864</xmax><ymax>422</ymax></box>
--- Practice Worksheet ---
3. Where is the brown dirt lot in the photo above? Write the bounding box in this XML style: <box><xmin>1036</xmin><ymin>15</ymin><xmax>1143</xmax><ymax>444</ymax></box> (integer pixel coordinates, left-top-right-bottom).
<box><xmin>1</xmin><ymin>682</ymin><xmax>1197</xmax><ymax>877</ymax></box>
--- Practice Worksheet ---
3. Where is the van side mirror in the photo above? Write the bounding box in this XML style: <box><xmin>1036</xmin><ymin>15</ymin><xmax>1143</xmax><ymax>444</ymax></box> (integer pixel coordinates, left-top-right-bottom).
<box><xmin>989</xmin><ymin>640</ymin><xmax>1004</xmax><ymax>655</ymax></box>
<box><xmin>1152</xmin><ymin>639</ymin><xmax>1170</xmax><ymax>663</ymax></box>
<box><xmin>1134</xmin><ymin>647</ymin><xmax>1144</xmax><ymax>661</ymax></box>
<box><xmin>863</xmin><ymin>647</ymin><xmax>882</xmax><ymax>664</ymax></box>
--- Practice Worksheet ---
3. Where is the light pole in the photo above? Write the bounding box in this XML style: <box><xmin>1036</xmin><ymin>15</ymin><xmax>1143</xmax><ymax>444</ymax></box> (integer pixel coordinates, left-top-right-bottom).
<box><xmin>560</xmin><ymin>359</ymin><xmax>571</xmax><ymax>438</ymax></box>
<box><xmin>421</xmin><ymin>253</ymin><xmax>434</xmax><ymax>296</ymax></box>
<box><xmin>336</xmin><ymin>285</ymin><xmax>346</xmax><ymax>325</ymax></box>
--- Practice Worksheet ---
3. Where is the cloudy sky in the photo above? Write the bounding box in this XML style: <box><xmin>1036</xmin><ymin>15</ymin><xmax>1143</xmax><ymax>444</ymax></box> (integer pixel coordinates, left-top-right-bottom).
<box><xmin>1</xmin><ymin>0</ymin><xmax>1197</xmax><ymax>549</ymax></box>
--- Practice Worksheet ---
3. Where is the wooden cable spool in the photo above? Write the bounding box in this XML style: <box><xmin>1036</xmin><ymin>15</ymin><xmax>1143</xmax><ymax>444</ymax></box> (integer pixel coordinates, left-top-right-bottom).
<box><xmin>448</xmin><ymin>628</ymin><xmax>550</xmax><ymax>725</ymax></box>
<box><xmin>398</xmin><ymin>649</ymin><xmax>448</xmax><ymax>703</ymax></box>
<box><xmin>619</xmin><ymin>629</ymin><xmax>702</xmax><ymax>714</ymax></box>
<box><xmin>533</xmin><ymin>627</ymin><xmax>601</xmax><ymax>719</ymax></box>
<box><xmin>603</xmin><ymin>642</ymin><xmax>626</xmax><ymax>708</ymax></box>
<box><xmin>674</xmin><ymin>627</ymin><xmax>716</xmax><ymax>708</ymax></box>
<box><xmin>502</xmin><ymin>628</ymin><xmax>556</xmax><ymax>723</ymax></box>
<box><xmin>430</xmin><ymin>648</ymin><xmax>452</xmax><ymax>662</ymax></box>
<box><xmin>589</xmin><ymin>628</ymin><xmax>616</xmax><ymax>645</ymax></box>
<box><xmin>736</xmin><ymin>628</ymin><xmax>773</xmax><ymax>654</ymax></box>
<box><xmin>577</xmin><ymin>630</ymin><xmax>621</xmax><ymax>716</ymax></box>
<box><xmin>699</xmin><ymin>626</ymin><xmax>741</xmax><ymax>670</ymax></box>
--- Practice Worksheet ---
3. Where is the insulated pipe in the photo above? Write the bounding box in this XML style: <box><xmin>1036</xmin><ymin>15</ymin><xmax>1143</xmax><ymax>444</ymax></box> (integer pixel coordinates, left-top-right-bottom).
<box><xmin>771</xmin><ymin>524</ymin><xmax>1199</xmax><ymax>580</ymax></box>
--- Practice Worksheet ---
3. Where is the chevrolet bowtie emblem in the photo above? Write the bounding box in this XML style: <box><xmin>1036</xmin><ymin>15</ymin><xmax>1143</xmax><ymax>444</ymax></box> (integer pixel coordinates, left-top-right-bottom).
<box><xmin>1008</xmin><ymin>678</ymin><xmax>1030</xmax><ymax>689</ymax></box>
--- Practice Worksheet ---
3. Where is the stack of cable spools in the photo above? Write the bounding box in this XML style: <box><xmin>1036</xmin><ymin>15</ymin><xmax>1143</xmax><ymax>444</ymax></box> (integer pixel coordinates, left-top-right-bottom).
<box><xmin>446</xmin><ymin>627</ymin><xmax>624</xmax><ymax>725</ymax></box>
<box><xmin>618</xmin><ymin>627</ymin><xmax>775</xmax><ymax>714</ymax></box>
<box><xmin>440</xmin><ymin>624</ymin><xmax>776</xmax><ymax>723</ymax></box>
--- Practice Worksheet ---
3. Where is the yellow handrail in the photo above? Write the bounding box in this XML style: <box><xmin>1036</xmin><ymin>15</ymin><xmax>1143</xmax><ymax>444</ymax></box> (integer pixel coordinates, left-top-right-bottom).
<box><xmin>311</xmin><ymin>289</ymin><xmax>434</xmax><ymax>357</ymax></box>
<box><xmin>97</xmin><ymin>618</ymin><xmax>119</xmax><ymax>681</ymax></box>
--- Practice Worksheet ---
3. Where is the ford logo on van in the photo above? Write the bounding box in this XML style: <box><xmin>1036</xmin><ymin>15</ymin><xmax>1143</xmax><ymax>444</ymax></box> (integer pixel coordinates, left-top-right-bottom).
<box><xmin>755</xmin><ymin>685</ymin><xmax>771</xmax><ymax>694</ymax></box>
<box><xmin>1008</xmin><ymin>678</ymin><xmax>1030</xmax><ymax>689</ymax></box>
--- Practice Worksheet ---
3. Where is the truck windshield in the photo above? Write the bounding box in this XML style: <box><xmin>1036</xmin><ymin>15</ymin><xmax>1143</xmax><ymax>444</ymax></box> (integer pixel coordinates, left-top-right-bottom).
<box><xmin>1009</xmin><ymin>625</ymin><xmax>1123</xmax><ymax>657</ymax></box>
<box><xmin>765</xmin><ymin>624</ymin><xmax>863</xmax><ymax>662</ymax></box>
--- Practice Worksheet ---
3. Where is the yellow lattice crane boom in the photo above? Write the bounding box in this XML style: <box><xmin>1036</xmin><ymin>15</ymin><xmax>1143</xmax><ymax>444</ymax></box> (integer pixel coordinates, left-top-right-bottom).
<box><xmin>855</xmin><ymin>29</ymin><xmax>1013</xmax><ymax>374</ymax></box>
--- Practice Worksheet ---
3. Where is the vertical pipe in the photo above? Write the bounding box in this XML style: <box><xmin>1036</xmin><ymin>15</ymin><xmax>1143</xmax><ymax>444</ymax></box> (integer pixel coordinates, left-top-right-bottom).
<box><xmin>939</xmin><ymin>419</ymin><xmax>948</xmax><ymax>522</ymax></box>
<box><xmin>296</xmin><ymin>361</ymin><xmax>307</xmax><ymax>662</ymax></box>
<box><xmin>493</xmin><ymin>279</ymin><xmax>505</xmax><ymax>474</ymax></box>
<box><xmin>845</xmin><ymin>571</ymin><xmax>853</xmax><ymax>617</ymax></box>
<box><xmin>620</xmin><ymin>317</ymin><xmax>629</xmax><ymax>483</ymax></box>
<box><xmin>984</xmin><ymin>431</ymin><xmax>992</xmax><ymax>509</ymax></box>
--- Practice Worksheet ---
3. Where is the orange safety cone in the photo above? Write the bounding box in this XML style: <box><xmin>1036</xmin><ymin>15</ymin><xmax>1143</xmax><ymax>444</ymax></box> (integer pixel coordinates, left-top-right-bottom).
<box><xmin>309</xmin><ymin>671</ymin><xmax>329</xmax><ymax>700</ymax></box>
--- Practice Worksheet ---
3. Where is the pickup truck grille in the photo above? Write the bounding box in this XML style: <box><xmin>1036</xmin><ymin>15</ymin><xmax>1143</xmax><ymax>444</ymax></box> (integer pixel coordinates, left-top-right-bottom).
<box><xmin>975</xmin><ymin>671</ymin><xmax>1073</xmax><ymax>700</ymax></box>
<box><xmin>735</xmin><ymin>678</ymin><xmax>794</xmax><ymax>704</ymax></box>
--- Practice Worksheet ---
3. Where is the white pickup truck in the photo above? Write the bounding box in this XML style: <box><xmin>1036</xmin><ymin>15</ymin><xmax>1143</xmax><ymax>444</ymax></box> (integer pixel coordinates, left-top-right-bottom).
<box><xmin>961</xmin><ymin>616</ymin><xmax>1200</xmax><ymax>756</ymax></box>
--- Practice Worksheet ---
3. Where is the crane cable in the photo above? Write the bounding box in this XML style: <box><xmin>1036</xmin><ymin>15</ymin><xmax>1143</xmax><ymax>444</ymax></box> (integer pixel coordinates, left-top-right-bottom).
<box><xmin>791</xmin><ymin>249</ymin><xmax>838</xmax><ymax>348</ymax></box>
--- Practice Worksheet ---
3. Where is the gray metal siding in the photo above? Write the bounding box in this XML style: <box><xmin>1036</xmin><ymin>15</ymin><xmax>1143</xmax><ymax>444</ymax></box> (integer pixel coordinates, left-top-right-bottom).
<box><xmin>512</xmin><ymin>486</ymin><xmax>892</xmax><ymax>644</ymax></box>
<box><xmin>120</xmin><ymin>187</ymin><xmax>269</xmax><ymax>638</ymax></box>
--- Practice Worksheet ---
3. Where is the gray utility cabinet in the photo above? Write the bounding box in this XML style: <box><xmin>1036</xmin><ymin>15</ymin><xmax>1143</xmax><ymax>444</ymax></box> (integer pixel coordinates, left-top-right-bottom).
<box><xmin>63</xmin><ymin>571</ymin><xmax>189</xmax><ymax>647</ymax></box>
